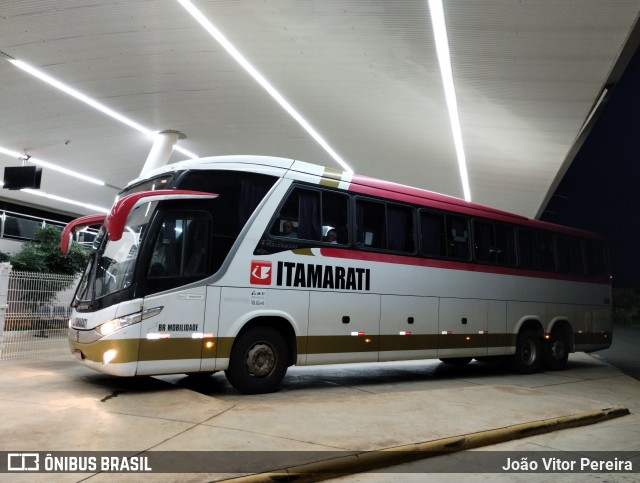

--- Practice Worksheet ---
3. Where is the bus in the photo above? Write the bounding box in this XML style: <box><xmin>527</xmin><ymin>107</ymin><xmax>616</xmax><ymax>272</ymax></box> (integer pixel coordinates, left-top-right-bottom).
<box><xmin>62</xmin><ymin>155</ymin><xmax>612</xmax><ymax>394</ymax></box>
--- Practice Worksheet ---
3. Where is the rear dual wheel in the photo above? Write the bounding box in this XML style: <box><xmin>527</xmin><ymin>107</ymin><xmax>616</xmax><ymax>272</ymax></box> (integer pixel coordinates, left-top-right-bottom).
<box><xmin>542</xmin><ymin>328</ymin><xmax>570</xmax><ymax>370</ymax></box>
<box><xmin>511</xmin><ymin>328</ymin><xmax>542</xmax><ymax>374</ymax></box>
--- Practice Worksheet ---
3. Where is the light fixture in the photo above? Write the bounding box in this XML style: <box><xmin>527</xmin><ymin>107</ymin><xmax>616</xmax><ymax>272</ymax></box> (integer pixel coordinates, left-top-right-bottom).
<box><xmin>175</xmin><ymin>0</ymin><xmax>353</xmax><ymax>174</ymax></box>
<box><xmin>0</xmin><ymin>146</ymin><xmax>105</xmax><ymax>186</ymax></box>
<box><xmin>8</xmin><ymin>59</ymin><xmax>198</xmax><ymax>160</ymax></box>
<box><xmin>428</xmin><ymin>0</ymin><xmax>471</xmax><ymax>202</ymax></box>
<box><xmin>21</xmin><ymin>188</ymin><xmax>110</xmax><ymax>213</ymax></box>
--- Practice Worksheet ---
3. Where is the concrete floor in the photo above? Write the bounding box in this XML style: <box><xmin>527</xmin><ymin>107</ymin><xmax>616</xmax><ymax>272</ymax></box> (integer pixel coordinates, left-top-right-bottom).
<box><xmin>1</xmin><ymin>352</ymin><xmax>638</xmax><ymax>482</ymax></box>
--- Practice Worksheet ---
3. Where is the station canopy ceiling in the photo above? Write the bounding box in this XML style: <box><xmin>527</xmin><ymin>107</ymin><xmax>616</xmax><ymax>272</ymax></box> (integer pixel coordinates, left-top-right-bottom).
<box><xmin>0</xmin><ymin>1</ymin><xmax>638</xmax><ymax>219</ymax></box>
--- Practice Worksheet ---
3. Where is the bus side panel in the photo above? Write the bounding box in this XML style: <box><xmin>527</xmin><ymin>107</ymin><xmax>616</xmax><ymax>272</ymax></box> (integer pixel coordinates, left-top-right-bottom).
<box><xmin>576</xmin><ymin>306</ymin><xmax>612</xmax><ymax>352</ymax></box>
<box><xmin>488</xmin><ymin>300</ymin><xmax>508</xmax><ymax>356</ymax></box>
<box><xmin>215</xmin><ymin>287</ymin><xmax>310</xmax><ymax>370</ymax></box>
<box><xmin>506</xmin><ymin>301</ymin><xmax>546</xmax><ymax>355</ymax></box>
<box><xmin>200</xmin><ymin>286</ymin><xmax>222</xmax><ymax>372</ymax></box>
<box><xmin>306</xmin><ymin>292</ymin><xmax>380</xmax><ymax>365</ymax></box>
<box><xmin>437</xmin><ymin>298</ymin><xmax>488</xmax><ymax>358</ymax></box>
<box><xmin>379</xmin><ymin>294</ymin><xmax>439</xmax><ymax>362</ymax></box>
<box><xmin>136</xmin><ymin>285</ymin><xmax>207</xmax><ymax>375</ymax></box>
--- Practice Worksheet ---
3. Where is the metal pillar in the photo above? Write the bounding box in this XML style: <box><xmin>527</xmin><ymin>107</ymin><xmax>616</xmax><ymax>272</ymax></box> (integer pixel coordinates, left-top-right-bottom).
<box><xmin>139</xmin><ymin>130</ymin><xmax>186</xmax><ymax>179</ymax></box>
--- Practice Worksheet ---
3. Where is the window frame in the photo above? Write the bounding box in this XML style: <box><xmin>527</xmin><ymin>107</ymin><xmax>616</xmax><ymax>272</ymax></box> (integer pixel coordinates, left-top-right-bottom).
<box><xmin>138</xmin><ymin>208</ymin><xmax>213</xmax><ymax>296</ymax></box>
<box><xmin>267</xmin><ymin>184</ymin><xmax>351</xmax><ymax>246</ymax></box>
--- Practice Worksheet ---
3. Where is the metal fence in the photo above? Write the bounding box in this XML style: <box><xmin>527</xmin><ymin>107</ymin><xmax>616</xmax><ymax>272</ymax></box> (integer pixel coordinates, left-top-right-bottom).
<box><xmin>0</xmin><ymin>264</ymin><xmax>79</xmax><ymax>360</ymax></box>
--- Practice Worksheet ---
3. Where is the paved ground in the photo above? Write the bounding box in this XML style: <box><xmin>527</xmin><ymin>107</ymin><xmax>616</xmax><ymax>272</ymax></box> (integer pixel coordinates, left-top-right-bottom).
<box><xmin>1</xmin><ymin>348</ymin><xmax>638</xmax><ymax>482</ymax></box>
<box><xmin>592</xmin><ymin>323</ymin><xmax>640</xmax><ymax>381</ymax></box>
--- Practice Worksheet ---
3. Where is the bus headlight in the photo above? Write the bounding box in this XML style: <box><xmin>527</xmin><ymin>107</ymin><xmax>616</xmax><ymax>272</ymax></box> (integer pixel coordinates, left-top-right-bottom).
<box><xmin>97</xmin><ymin>306</ymin><xmax>163</xmax><ymax>336</ymax></box>
<box><xmin>98</xmin><ymin>314</ymin><xmax>140</xmax><ymax>336</ymax></box>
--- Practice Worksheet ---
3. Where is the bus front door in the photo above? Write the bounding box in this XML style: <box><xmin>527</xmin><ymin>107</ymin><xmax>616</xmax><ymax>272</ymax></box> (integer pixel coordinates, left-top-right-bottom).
<box><xmin>137</xmin><ymin>286</ymin><xmax>207</xmax><ymax>375</ymax></box>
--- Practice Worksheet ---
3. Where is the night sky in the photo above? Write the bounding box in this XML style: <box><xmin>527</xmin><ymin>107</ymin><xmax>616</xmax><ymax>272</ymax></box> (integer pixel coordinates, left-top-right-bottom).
<box><xmin>540</xmin><ymin>46</ymin><xmax>640</xmax><ymax>288</ymax></box>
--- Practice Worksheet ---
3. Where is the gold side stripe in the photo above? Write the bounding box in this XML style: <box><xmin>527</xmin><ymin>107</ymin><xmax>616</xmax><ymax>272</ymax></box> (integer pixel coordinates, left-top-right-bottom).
<box><xmin>292</xmin><ymin>248</ymin><xmax>315</xmax><ymax>256</ymax></box>
<box><xmin>70</xmin><ymin>332</ymin><xmax>610</xmax><ymax>365</ymax></box>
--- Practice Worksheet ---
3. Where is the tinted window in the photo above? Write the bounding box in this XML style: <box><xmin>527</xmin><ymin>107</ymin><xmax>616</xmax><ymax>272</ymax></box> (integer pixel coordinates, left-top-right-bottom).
<box><xmin>178</xmin><ymin>170</ymin><xmax>277</xmax><ymax>236</ymax></box>
<box><xmin>322</xmin><ymin>190</ymin><xmax>349</xmax><ymax>244</ymax></box>
<box><xmin>556</xmin><ymin>235</ymin><xmax>584</xmax><ymax>274</ymax></box>
<box><xmin>145</xmin><ymin>211</ymin><xmax>211</xmax><ymax>294</ymax></box>
<box><xmin>494</xmin><ymin>224</ymin><xmax>516</xmax><ymax>266</ymax></box>
<box><xmin>518</xmin><ymin>229</ymin><xmax>537</xmax><ymax>268</ymax></box>
<box><xmin>387</xmin><ymin>204</ymin><xmax>415</xmax><ymax>253</ymax></box>
<box><xmin>270</xmin><ymin>186</ymin><xmax>350</xmax><ymax>245</ymax></box>
<box><xmin>473</xmin><ymin>221</ymin><xmax>494</xmax><ymax>263</ymax></box>
<box><xmin>270</xmin><ymin>188</ymin><xmax>321</xmax><ymax>241</ymax></box>
<box><xmin>473</xmin><ymin>220</ymin><xmax>515</xmax><ymax>266</ymax></box>
<box><xmin>356</xmin><ymin>199</ymin><xmax>386</xmax><ymax>249</ymax></box>
<box><xmin>537</xmin><ymin>232</ymin><xmax>556</xmax><ymax>271</ymax></box>
<box><xmin>420</xmin><ymin>211</ymin><xmax>446</xmax><ymax>257</ymax></box>
<box><xmin>447</xmin><ymin>215</ymin><xmax>470</xmax><ymax>260</ymax></box>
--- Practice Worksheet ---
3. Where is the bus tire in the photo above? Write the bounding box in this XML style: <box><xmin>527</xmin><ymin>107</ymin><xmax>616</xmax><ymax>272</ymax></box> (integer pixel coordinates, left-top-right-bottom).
<box><xmin>225</xmin><ymin>327</ymin><xmax>289</xmax><ymax>394</ymax></box>
<box><xmin>511</xmin><ymin>328</ymin><xmax>542</xmax><ymax>374</ymax></box>
<box><xmin>542</xmin><ymin>328</ymin><xmax>569</xmax><ymax>371</ymax></box>
<box><xmin>439</xmin><ymin>357</ymin><xmax>472</xmax><ymax>366</ymax></box>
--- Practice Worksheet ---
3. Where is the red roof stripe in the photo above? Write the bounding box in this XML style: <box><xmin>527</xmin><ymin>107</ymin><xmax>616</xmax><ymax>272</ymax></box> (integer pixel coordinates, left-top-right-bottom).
<box><xmin>318</xmin><ymin>247</ymin><xmax>610</xmax><ymax>285</ymax></box>
<box><xmin>346</xmin><ymin>174</ymin><xmax>602</xmax><ymax>240</ymax></box>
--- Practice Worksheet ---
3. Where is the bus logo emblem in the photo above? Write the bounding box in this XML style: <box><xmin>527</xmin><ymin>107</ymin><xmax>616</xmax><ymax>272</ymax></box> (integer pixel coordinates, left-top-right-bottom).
<box><xmin>250</xmin><ymin>260</ymin><xmax>272</xmax><ymax>285</ymax></box>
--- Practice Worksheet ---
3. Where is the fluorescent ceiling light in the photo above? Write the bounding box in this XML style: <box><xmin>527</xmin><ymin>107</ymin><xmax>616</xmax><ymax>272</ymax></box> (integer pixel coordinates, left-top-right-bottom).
<box><xmin>8</xmin><ymin>59</ymin><xmax>198</xmax><ymax>160</ymax></box>
<box><xmin>21</xmin><ymin>188</ymin><xmax>110</xmax><ymax>213</ymax></box>
<box><xmin>0</xmin><ymin>145</ymin><xmax>105</xmax><ymax>185</ymax></box>
<box><xmin>428</xmin><ymin>0</ymin><xmax>471</xmax><ymax>202</ymax></box>
<box><xmin>176</xmin><ymin>0</ymin><xmax>353</xmax><ymax>174</ymax></box>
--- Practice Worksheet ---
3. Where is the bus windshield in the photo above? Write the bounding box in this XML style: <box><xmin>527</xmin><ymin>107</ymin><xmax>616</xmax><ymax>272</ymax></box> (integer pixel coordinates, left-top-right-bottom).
<box><xmin>76</xmin><ymin>201</ymin><xmax>157</xmax><ymax>303</ymax></box>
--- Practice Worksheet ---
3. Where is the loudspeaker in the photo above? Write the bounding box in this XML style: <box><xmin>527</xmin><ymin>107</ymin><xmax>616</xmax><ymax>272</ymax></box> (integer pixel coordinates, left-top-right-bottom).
<box><xmin>3</xmin><ymin>166</ymin><xmax>43</xmax><ymax>190</ymax></box>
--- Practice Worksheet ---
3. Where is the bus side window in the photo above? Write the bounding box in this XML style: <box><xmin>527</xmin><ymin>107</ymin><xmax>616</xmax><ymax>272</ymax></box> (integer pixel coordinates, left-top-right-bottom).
<box><xmin>420</xmin><ymin>210</ymin><xmax>446</xmax><ymax>257</ymax></box>
<box><xmin>537</xmin><ymin>231</ymin><xmax>556</xmax><ymax>271</ymax></box>
<box><xmin>473</xmin><ymin>220</ymin><xmax>494</xmax><ymax>263</ymax></box>
<box><xmin>556</xmin><ymin>235</ymin><xmax>584</xmax><ymax>274</ymax></box>
<box><xmin>446</xmin><ymin>215</ymin><xmax>470</xmax><ymax>260</ymax></box>
<box><xmin>473</xmin><ymin>220</ymin><xmax>516</xmax><ymax>266</ymax></box>
<box><xmin>322</xmin><ymin>190</ymin><xmax>349</xmax><ymax>244</ymax></box>
<box><xmin>145</xmin><ymin>212</ymin><xmax>211</xmax><ymax>294</ymax></box>
<box><xmin>356</xmin><ymin>199</ymin><xmax>385</xmax><ymax>249</ymax></box>
<box><xmin>387</xmin><ymin>204</ymin><xmax>415</xmax><ymax>253</ymax></box>
<box><xmin>517</xmin><ymin>229</ymin><xmax>537</xmax><ymax>269</ymax></box>
<box><xmin>270</xmin><ymin>188</ymin><xmax>321</xmax><ymax>241</ymax></box>
<box><xmin>494</xmin><ymin>224</ymin><xmax>516</xmax><ymax>266</ymax></box>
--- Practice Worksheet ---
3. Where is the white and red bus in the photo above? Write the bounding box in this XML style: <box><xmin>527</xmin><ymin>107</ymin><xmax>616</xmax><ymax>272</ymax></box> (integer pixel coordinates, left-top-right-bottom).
<box><xmin>62</xmin><ymin>155</ymin><xmax>612</xmax><ymax>394</ymax></box>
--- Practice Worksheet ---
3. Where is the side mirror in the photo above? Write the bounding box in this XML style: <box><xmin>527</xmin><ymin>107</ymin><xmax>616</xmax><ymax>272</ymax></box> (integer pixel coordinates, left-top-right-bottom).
<box><xmin>60</xmin><ymin>214</ymin><xmax>106</xmax><ymax>253</ymax></box>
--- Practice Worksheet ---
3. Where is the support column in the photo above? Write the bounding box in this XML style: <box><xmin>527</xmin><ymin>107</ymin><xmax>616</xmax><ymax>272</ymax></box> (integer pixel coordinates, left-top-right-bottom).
<box><xmin>139</xmin><ymin>130</ymin><xmax>186</xmax><ymax>179</ymax></box>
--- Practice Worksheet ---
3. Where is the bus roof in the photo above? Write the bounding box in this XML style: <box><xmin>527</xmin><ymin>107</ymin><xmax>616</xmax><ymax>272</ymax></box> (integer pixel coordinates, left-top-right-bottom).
<box><xmin>141</xmin><ymin>155</ymin><xmax>602</xmax><ymax>240</ymax></box>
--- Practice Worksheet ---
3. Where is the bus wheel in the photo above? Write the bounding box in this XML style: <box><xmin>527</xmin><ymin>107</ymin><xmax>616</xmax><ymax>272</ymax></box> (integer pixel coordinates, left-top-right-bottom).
<box><xmin>511</xmin><ymin>328</ymin><xmax>541</xmax><ymax>374</ymax></box>
<box><xmin>542</xmin><ymin>329</ymin><xmax>569</xmax><ymax>370</ymax></box>
<box><xmin>225</xmin><ymin>327</ymin><xmax>288</xmax><ymax>394</ymax></box>
<box><xmin>439</xmin><ymin>357</ymin><xmax>472</xmax><ymax>366</ymax></box>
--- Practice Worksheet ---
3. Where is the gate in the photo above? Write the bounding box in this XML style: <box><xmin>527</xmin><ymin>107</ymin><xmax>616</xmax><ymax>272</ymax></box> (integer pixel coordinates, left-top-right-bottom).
<box><xmin>0</xmin><ymin>263</ymin><xmax>79</xmax><ymax>360</ymax></box>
